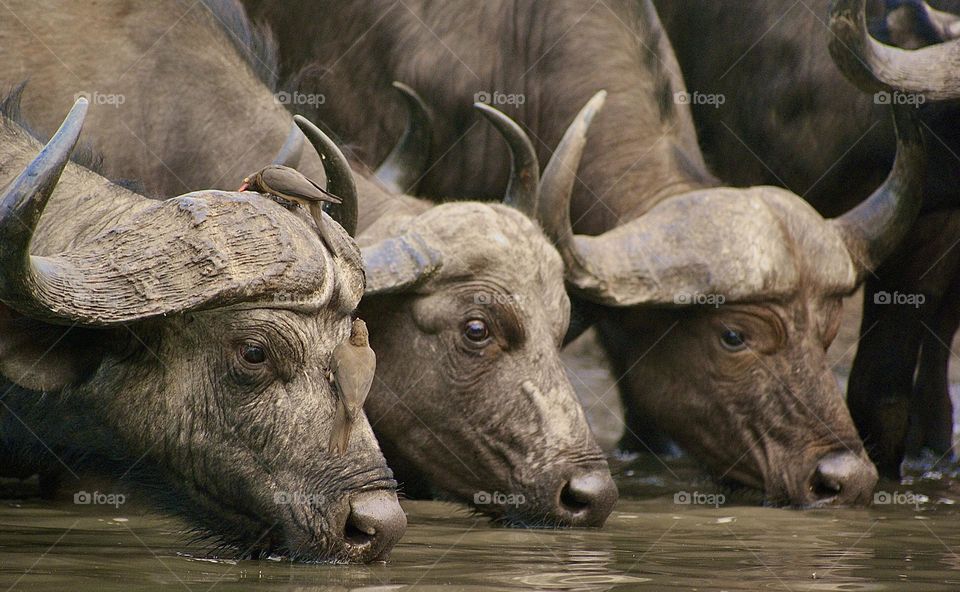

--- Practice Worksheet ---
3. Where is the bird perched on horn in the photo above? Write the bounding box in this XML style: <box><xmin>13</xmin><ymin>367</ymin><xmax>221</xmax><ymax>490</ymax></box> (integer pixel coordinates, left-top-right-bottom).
<box><xmin>238</xmin><ymin>164</ymin><xmax>341</xmax><ymax>230</ymax></box>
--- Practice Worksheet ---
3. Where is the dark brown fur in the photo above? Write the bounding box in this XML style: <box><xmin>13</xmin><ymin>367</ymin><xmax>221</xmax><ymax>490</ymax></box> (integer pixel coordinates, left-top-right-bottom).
<box><xmin>655</xmin><ymin>0</ymin><xmax>960</xmax><ymax>477</ymax></box>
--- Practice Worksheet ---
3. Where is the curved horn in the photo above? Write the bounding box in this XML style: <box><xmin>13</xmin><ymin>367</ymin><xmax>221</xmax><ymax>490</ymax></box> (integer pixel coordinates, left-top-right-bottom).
<box><xmin>271</xmin><ymin>122</ymin><xmax>305</xmax><ymax>168</ymax></box>
<box><xmin>0</xmin><ymin>100</ymin><xmax>340</xmax><ymax>326</ymax></box>
<box><xmin>373</xmin><ymin>82</ymin><xmax>432</xmax><ymax>194</ymax></box>
<box><xmin>294</xmin><ymin>115</ymin><xmax>358</xmax><ymax>236</ymax></box>
<box><xmin>537</xmin><ymin>91</ymin><xmax>607</xmax><ymax>287</ymax></box>
<box><xmin>361</xmin><ymin>233</ymin><xmax>443</xmax><ymax>295</ymax></box>
<box><xmin>0</xmin><ymin>98</ymin><xmax>88</xmax><ymax>322</ymax></box>
<box><xmin>474</xmin><ymin>102</ymin><xmax>540</xmax><ymax>218</ymax></box>
<box><xmin>831</xmin><ymin>105</ymin><xmax>925</xmax><ymax>279</ymax></box>
<box><xmin>830</xmin><ymin>0</ymin><xmax>960</xmax><ymax>100</ymax></box>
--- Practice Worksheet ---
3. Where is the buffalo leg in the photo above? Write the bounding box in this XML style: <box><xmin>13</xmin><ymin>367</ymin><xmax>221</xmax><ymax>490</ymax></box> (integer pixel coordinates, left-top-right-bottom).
<box><xmin>847</xmin><ymin>276</ymin><xmax>925</xmax><ymax>479</ymax></box>
<box><xmin>910</xmin><ymin>272</ymin><xmax>960</xmax><ymax>458</ymax></box>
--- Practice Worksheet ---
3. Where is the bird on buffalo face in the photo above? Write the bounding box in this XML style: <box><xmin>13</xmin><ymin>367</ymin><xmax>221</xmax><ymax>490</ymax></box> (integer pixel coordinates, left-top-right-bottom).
<box><xmin>328</xmin><ymin>318</ymin><xmax>377</xmax><ymax>455</ymax></box>
<box><xmin>238</xmin><ymin>164</ymin><xmax>341</xmax><ymax>229</ymax></box>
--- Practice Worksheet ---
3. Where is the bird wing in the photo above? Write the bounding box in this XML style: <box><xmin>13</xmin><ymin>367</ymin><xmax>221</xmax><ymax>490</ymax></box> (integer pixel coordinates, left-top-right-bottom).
<box><xmin>331</xmin><ymin>345</ymin><xmax>377</xmax><ymax>419</ymax></box>
<box><xmin>261</xmin><ymin>166</ymin><xmax>342</xmax><ymax>204</ymax></box>
<box><xmin>328</xmin><ymin>397</ymin><xmax>353</xmax><ymax>455</ymax></box>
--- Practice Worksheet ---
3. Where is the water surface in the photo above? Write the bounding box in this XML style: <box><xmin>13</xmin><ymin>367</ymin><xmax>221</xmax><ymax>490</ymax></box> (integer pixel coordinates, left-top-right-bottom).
<box><xmin>3</xmin><ymin>457</ymin><xmax>959</xmax><ymax>591</ymax></box>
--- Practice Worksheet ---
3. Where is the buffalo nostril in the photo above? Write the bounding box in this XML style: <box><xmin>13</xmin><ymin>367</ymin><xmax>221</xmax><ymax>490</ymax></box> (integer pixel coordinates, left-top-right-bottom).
<box><xmin>559</xmin><ymin>482</ymin><xmax>592</xmax><ymax>512</ymax></box>
<box><xmin>808</xmin><ymin>451</ymin><xmax>879</xmax><ymax>505</ymax></box>
<box><xmin>556</xmin><ymin>470</ymin><xmax>618</xmax><ymax>527</ymax></box>
<box><xmin>344</xmin><ymin>490</ymin><xmax>407</xmax><ymax>561</ymax></box>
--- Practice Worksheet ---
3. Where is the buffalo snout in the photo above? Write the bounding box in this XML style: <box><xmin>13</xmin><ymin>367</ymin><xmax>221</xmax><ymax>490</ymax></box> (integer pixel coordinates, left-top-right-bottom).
<box><xmin>805</xmin><ymin>451</ymin><xmax>879</xmax><ymax>506</ymax></box>
<box><xmin>341</xmin><ymin>490</ymin><xmax>407</xmax><ymax>562</ymax></box>
<box><xmin>554</xmin><ymin>467</ymin><xmax>619</xmax><ymax>527</ymax></box>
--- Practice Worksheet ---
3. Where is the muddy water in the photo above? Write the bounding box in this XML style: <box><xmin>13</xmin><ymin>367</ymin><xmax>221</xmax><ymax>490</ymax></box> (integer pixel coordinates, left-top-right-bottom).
<box><xmin>3</xmin><ymin>467</ymin><xmax>960</xmax><ymax>591</ymax></box>
<box><xmin>4</xmin><ymin>292</ymin><xmax>960</xmax><ymax>590</ymax></box>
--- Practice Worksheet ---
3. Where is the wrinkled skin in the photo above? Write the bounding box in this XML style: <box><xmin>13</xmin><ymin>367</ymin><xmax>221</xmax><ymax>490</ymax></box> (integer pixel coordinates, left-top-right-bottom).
<box><xmin>0</xmin><ymin>103</ymin><xmax>403</xmax><ymax>562</ymax></box>
<box><xmin>359</xmin><ymin>203</ymin><xmax>615</xmax><ymax>525</ymax></box>
<box><xmin>248</xmin><ymin>0</ymin><xmax>893</xmax><ymax>504</ymax></box>
<box><xmin>600</xmin><ymin>299</ymin><xmax>866</xmax><ymax>503</ymax></box>
<box><xmin>655</xmin><ymin>0</ymin><xmax>960</xmax><ymax>477</ymax></box>
<box><xmin>3</xmin><ymin>0</ymin><xmax>616</xmax><ymax>525</ymax></box>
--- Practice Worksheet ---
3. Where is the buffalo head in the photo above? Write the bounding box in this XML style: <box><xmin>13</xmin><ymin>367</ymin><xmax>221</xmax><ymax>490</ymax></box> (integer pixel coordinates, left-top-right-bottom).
<box><xmin>0</xmin><ymin>99</ymin><xmax>404</xmax><ymax>561</ymax></box>
<box><xmin>295</xmin><ymin>88</ymin><xmax>619</xmax><ymax>526</ymax></box>
<box><xmin>541</xmin><ymin>94</ymin><xmax>925</xmax><ymax>506</ymax></box>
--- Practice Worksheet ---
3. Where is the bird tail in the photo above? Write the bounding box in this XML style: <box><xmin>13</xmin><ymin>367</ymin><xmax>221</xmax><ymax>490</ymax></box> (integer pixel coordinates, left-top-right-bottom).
<box><xmin>328</xmin><ymin>401</ymin><xmax>353</xmax><ymax>455</ymax></box>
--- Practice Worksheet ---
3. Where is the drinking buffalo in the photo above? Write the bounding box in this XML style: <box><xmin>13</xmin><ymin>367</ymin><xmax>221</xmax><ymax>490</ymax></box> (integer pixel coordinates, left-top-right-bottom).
<box><xmin>655</xmin><ymin>0</ymin><xmax>960</xmax><ymax>477</ymax></box>
<box><xmin>248</xmin><ymin>0</ymin><xmax>929</xmax><ymax>504</ymax></box>
<box><xmin>348</xmin><ymin>91</ymin><xmax>617</xmax><ymax>525</ymax></box>
<box><xmin>0</xmin><ymin>96</ymin><xmax>404</xmax><ymax>562</ymax></box>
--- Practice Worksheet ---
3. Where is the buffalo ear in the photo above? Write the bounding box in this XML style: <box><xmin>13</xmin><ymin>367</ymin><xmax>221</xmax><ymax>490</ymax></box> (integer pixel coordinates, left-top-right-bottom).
<box><xmin>0</xmin><ymin>305</ymin><xmax>113</xmax><ymax>391</ymax></box>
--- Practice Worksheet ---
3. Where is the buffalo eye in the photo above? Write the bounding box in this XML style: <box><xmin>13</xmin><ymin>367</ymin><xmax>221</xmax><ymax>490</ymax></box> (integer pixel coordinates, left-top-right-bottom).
<box><xmin>240</xmin><ymin>343</ymin><xmax>267</xmax><ymax>364</ymax></box>
<box><xmin>463</xmin><ymin>319</ymin><xmax>490</xmax><ymax>343</ymax></box>
<box><xmin>720</xmin><ymin>329</ymin><xmax>747</xmax><ymax>351</ymax></box>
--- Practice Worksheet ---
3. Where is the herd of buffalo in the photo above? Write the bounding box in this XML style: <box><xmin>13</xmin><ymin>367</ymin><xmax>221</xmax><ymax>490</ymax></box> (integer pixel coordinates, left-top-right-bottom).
<box><xmin>1</xmin><ymin>0</ymin><xmax>959</xmax><ymax>563</ymax></box>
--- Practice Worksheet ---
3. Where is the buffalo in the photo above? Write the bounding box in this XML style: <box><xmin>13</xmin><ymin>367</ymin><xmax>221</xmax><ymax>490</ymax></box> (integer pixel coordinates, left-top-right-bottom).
<box><xmin>0</xmin><ymin>96</ymin><xmax>405</xmax><ymax>562</ymax></box>
<box><xmin>351</xmin><ymin>90</ymin><xmax>618</xmax><ymax>526</ymax></box>
<box><xmin>2</xmin><ymin>0</ymin><xmax>617</xmax><ymax>525</ymax></box>
<box><xmin>248</xmin><ymin>0</ymin><xmax>929</xmax><ymax>504</ymax></box>
<box><xmin>655</xmin><ymin>0</ymin><xmax>960</xmax><ymax>477</ymax></box>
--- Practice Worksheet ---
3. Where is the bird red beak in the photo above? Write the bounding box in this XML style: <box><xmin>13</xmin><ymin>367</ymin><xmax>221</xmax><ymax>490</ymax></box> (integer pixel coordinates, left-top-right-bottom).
<box><xmin>238</xmin><ymin>182</ymin><xmax>250</xmax><ymax>192</ymax></box>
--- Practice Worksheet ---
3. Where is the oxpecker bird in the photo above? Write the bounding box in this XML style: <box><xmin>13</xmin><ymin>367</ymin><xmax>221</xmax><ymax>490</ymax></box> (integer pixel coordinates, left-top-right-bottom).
<box><xmin>238</xmin><ymin>164</ymin><xmax>341</xmax><ymax>229</ymax></box>
<box><xmin>328</xmin><ymin>318</ymin><xmax>377</xmax><ymax>455</ymax></box>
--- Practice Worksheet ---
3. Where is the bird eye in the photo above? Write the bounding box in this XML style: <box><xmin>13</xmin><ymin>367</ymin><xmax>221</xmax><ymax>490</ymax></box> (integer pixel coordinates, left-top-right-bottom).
<box><xmin>240</xmin><ymin>343</ymin><xmax>267</xmax><ymax>364</ymax></box>
<box><xmin>720</xmin><ymin>329</ymin><xmax>747</xmax><ymax>351</ymax></box>
<box><xmin>463</xmin><ymin>319</ymin><xmax>490</xmax><ymax>343</ymax></box>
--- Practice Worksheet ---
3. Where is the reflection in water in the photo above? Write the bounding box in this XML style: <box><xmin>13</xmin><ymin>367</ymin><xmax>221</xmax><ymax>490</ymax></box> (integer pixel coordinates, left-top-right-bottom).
<box><xmin>513</xmin><ymin>538</ymin><xmax>650</xmax><ymax>591</ymax></box>
<box><xmin>3</xmin><ymin>487</ymin><xmax>960</xmax><ymax>591</ymax></box>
